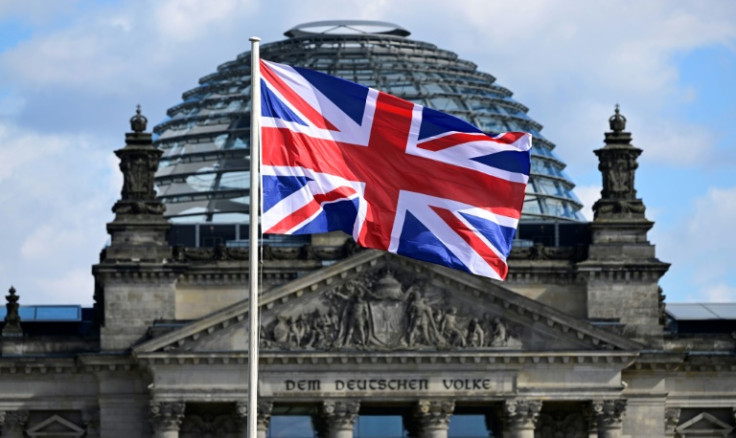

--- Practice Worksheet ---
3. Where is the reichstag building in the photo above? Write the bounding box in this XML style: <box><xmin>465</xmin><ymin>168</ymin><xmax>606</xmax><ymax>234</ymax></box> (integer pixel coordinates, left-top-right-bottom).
<box><xmin>1</xmin><ymin>20</ymin><xmax>734</xmax><ymax>438</ymax></box>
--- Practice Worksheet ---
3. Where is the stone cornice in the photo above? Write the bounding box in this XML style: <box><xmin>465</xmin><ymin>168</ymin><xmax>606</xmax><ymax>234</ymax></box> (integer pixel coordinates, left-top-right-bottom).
<box><xmin>135</xmin><ymin>350</ymin><xmax>639</xmax><ymax>367</ymax></box>
<box><xmin>625</xmin><ymin>351</ymin><xmax>736</xmax><ymax>372</ymax></box>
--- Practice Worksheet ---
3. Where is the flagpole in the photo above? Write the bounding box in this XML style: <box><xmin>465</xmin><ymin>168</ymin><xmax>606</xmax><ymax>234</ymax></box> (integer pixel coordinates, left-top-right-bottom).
<box><xmin>247</xmin><ymin>36</ymin><xmax>261</xmax><ymax>438</ymax></box>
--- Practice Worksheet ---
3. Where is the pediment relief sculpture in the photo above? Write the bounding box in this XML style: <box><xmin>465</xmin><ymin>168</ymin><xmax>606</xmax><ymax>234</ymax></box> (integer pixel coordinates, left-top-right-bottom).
<box><xmin>260</xmin><ymin>270</ymin><xmax>521</xmax><ymax>352</ymax></box>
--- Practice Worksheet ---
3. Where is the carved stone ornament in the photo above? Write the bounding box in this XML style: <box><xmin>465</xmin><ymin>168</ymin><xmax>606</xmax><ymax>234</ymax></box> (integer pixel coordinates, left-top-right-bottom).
<box><xmin>114</xmin><ymin>106</ymin><xmax>163</xmax><ymax>212</ymax></box>
<box><xmin>150</xmin><ymin>401</ymin><xmax>186</xmax><ymax>432</ymax></box>
<box><xmin>260</xmin><ymin>270</ymin><xmax>521</xmax><ymax>351</ymax></box>
<box><xmin>413</xmin><ymin>399</ymin><xmax>455</xmax><ymax>431</ymax></box>
<box><xmin>3</xmin><ymin>286</ymin><xmax>22</xmax><ymax>336</ymax></box>
<box><xmin>504</xmin><ymin>399</ymin><xmax>542</xmax><ymax>429</ymax></box>
<box><xmin>609</xmin><ymin>104</ymin><xmax>627</xmax><ymax>133</ymax></box>
<box><xmin>1</xmin><ymin>410</ymin><xmax>29</xmax><ymax>433</ymax></box>
<box><xmin>235</xmin><ymin>400</ymin><xmax>273</xmax><ymax>430</ymax></box>
<box><xmin>664</xmin><ymin>407</ymin><xmax>680</xmax><ymax>435</ymax></box>
<box><xmin>591</xmin><ymin>399</ymin><xmax>626</xmax><ymax>429</ymax></box>
<box><xmin>598</xmin><ymin>150</ymin><xmax>638</xmax><ymax>200</ymax></box>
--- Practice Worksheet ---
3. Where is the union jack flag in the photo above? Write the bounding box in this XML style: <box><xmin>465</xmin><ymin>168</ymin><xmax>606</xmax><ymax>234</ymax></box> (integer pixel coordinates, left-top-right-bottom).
<box><xmin>260</xmin><ymin>60</ymin><xmax>531</xmax><ymax>280</ymax></box>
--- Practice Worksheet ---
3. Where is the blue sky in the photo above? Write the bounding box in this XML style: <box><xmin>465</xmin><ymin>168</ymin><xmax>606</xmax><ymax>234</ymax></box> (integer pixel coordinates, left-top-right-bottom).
<box><xmin>0</xmin><ymin>0</ymin><xmax>735</xmax><ymax>305</ymax></box>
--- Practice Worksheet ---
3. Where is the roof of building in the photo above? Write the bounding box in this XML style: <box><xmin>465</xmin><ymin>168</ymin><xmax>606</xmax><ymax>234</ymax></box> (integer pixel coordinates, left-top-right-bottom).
<box><xmin>666</xmin><ymin>303</ymin><xmax>736</xmax><ymax>321</ymax></box>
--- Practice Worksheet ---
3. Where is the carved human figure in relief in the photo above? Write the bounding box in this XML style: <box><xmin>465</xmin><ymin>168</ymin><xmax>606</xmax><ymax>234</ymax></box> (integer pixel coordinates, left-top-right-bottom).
<box><xmin>289</xmin><ymin>315</ymin><xmax>307</xmax><ymax>347</ymax></box>
<box><xmin>405</xmin><ymin>287</ymin><xmax>443</xmax><ymax>347</ymax></box>
<box><xmin>466</xmin><ymin>318</ymin><xmax>485</xmax><ymax>347</ymax></box>
<box><xmin>440</xmin><ymin>307</ymin><xmax>466</xmax><ymax>347</ymax></box>
<box><xmin>332</xmin><ymin>281</ymin><xmax>380</xmax><ymax>347</ymax></box>
<box><xmin>490</xmin><ymin>317</ymin><xmax>508</xmax><ymax>347</ymax></box>
<box><xmin>273</xmin><ymin>316</ymin><xmax>289</xmax><ymax>344</ymax></box>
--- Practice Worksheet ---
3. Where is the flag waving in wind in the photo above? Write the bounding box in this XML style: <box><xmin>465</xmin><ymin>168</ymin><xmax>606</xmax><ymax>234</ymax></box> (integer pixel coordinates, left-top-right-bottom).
<box><xmin>260</xmin><ymin>59</ymin><xmax>531</xmax><ymax>280</ymax></box>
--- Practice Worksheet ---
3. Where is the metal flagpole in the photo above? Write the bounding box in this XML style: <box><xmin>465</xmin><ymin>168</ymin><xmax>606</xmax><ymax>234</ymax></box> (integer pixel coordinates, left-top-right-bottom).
<box><xmin>247</xmin><ymin>36</ymin><xmax>261</xmax><ymax>438</ymax></box>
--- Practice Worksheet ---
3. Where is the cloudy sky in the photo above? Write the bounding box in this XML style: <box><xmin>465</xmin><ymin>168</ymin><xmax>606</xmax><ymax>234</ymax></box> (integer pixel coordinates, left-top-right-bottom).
<box><xmin>0</xmin><ymin>0</ymin><xmax>734</xmax><ymax>306</ymax></box>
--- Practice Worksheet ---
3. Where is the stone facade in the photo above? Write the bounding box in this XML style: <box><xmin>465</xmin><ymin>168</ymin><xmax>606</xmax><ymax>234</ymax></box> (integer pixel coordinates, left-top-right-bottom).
<box><xmin>0</xmin><ymin>110</ymin><xmax>734</xmax><ymax>438</ymax></box>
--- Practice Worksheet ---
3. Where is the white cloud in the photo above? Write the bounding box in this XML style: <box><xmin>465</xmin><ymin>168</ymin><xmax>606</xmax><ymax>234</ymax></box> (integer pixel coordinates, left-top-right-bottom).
<box><xmin>0</xmin><ymin>121</ymin><xmax>116</xmax><ymax>304</ymax></box>
<box><xmin>32</xmin><ymin>268</ymin><xmax>94</xmax><ymax>306</ymax></box>
<box><xmin>155</xmin><ymin>0</ymin><xmax>248</xmax><ymax>42</ymax></box>
<box><xmin>698</xmin><ymin>283</ymin><xmax>736</xmax><ymax>303</ymax></box>
<box><xmin>0</xmin><ymin>123</ymin><xmax>68</xmax><ymax>182</ymax></box>
<box><xmin>657</xmin><ymin>186</ymin><xmax>736</xmax><ymax>301</ymax></box>
<box><xmin>572</xmin><ymin>184</ymin><xmax>600</xmax><ymax>221</ymax></box>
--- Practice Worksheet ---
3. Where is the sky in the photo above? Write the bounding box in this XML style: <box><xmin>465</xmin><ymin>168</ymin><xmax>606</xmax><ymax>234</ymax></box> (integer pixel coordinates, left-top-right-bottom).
<box><xmin>0</xmin><ymin>0</ymin><xmax>735</xmax><ymax>306</ymax></box>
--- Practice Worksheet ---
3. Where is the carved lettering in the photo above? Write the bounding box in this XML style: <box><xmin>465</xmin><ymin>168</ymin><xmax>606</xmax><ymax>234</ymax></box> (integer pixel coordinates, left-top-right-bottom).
<box><xmin>285</xmin><ymin>379</ymin><xmax>321</xmax><ymax>391</ymax></box>
<box><xmin>441</xmin><ymin>379</ymin><xmax>492</xmax><ymax>390</ymax></box>
<box><xmin>335</xmin><ymin>378</ymin><xmax>429</xmax><ymax>391</ymax></box>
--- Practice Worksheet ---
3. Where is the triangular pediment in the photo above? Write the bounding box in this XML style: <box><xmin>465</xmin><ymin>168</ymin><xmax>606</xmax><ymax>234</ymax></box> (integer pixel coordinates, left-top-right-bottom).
<box><xmin>134</xmin><ymin>250</ymin><xmax>640</xmax><ymax>356</ymax></box>
<box><xmin>676</xmin><ymin>412</ymin><xmax>734</xmax><ymax>434</ymax></box>
<box><xmin>27</xmin><ymin>415</ymin><xmax>85</xmax><ymax>437</ymax></box>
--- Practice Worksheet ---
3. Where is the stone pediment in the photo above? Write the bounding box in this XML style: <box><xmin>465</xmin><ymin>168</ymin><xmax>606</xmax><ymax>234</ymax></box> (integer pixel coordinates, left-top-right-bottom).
<box><xmin>134</xmin><ymin>251</ymin><xmax>640</xmax><ymax>355</ymax></box>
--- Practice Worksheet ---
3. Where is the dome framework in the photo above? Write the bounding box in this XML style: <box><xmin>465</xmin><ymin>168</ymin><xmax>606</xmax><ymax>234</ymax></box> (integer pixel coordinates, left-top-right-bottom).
<box><xmin>153</xmin><ymin>21</ymin><xmax>584</xmax><ymax>224</ymax></box>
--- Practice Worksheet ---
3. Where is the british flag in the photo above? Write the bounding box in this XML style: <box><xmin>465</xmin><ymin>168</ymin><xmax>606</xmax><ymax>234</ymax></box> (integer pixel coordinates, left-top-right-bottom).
<box><xmin>260</xmin><ymin>60</ymin><xmax>531</xmax><ymax>280</ymax></box>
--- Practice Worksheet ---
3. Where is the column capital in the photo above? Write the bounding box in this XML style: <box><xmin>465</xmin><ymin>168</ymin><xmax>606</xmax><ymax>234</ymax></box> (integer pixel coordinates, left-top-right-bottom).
<box><xmin>320</xmin><ymin>400</ymin><xmax>360</xmax><ymax>432</ymax></box>
<box><xmin>591</xmin><ymin>399</ymin><xmax>626</xmax><ymax>430</ymax></box>
<box><xmin>150</xmin><ymin>401</ymin><xmax>186</xmax><ymax>432</ymax></box>
<box><xmin>664</xmin><ymin>407</ymin><xmax>680</xmax><ymax>436</ymax></box>
<box><xmin>0</xmin><ymin>410</ymin><xmax>29</xmax><ymax>436</ymax></box>
<box><xmin>413</xmin><ymin>399</ymin><xmax>455</xmax><ymax>431</ymax></box>
<box><xmin>504</xmin><ymin>399</ymin><xmax>542</xmax><ymax>430</ymax></box>
<box><xmin>236</xmin><ymin>400</ymin><xmax>274</xmax><ymax>430</ymax></box>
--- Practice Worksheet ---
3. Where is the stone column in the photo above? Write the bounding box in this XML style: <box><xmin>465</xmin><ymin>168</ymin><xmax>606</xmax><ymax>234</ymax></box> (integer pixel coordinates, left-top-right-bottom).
<box><xmin>236</xmin><ymin>400</ymin><xmax>273</xmax><ymax>438</ymax></box>
<box><xmin>150</xmin><ymin>401</ymin><xmax>185</xmax><ymax>438</ymax></box>
<box><xmin>591</xmin><ymin>400</ymin><xmax>626</xmax><ymax>438</ymax></box>
<box><xmin>502</xmin><ymin>399</ymin><xmax>542</xmax><ymax>438</ymax></box>
<box><xmin>412</xmin><ymin>400</ymin><xmax>455</xmax><ymax>438</ymax></box>
<box><xmin>319</xmin><ymin>400</ymin><xmax>360</xmax><ymax>438</ymax></box>
<box><xmin>0</xmin><ymin>410</ymin><xmax>29</xmax><ymax>438</ymax></box>
<box><xmin>664</xmin><ymin>407</ymin><xmax>680</xmax><ymax>437</ymax></box>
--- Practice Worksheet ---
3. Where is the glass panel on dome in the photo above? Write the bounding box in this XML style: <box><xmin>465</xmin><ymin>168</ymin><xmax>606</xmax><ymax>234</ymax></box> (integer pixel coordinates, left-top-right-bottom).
<box><xmin>211</xmin><ymin>212</ymin><xmax>249</xmax><ymax>223</ymax></box>
<box><xmin>169</xmin><ymin>214</ymin><xmax>208</xmax><ymax>223</ymax></box>
<box><xmin>232</xmin><ymin>137</ymin><xmax>248</xmax><ymax>149</ymax></box>
<box><xmin>217</xmin><ymin>171</ymin><xmax>250</xmax><ymax>190</ymax></box>
<box><xmin>523</xmin><ymin>195</ymin><xmax>542</xmax><ymax>215</ymax></box>
<box><xmin>186</xmin><ymin>172</ymin><xmax>217</xmax><ymax>192</ymax></box>
<box><xmin>164</xmin><ymin>202</ymin><xmax>207</xmax><ymax>216</ymax></box>
<box><xmin>214</xmin><ymin>134</ymin><xmax>228</xmax><ymax>149</ymax></box>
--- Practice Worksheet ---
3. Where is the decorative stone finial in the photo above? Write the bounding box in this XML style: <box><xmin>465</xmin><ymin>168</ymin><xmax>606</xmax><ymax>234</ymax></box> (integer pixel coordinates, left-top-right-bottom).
<box><xmin>609</xmin><ymin>104</ymin><xmax>626</xmax><ymax>133</ymax></box>
<box><xmin>130</xmin><ymin>104</ymin><xmax>148</xmax><ymax>133</ymax></box>
<box><xmin>3</xmin><ymin>286</ymin><xmax>23</xmax><ymax>336</ymax></box>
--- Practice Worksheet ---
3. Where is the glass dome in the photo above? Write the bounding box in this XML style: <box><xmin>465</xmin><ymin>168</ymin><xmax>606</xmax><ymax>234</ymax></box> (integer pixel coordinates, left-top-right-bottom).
<box><xmin>153</xmin><ymin>20</ymin><xmax>584</xmax><ymax>224</ymax></box>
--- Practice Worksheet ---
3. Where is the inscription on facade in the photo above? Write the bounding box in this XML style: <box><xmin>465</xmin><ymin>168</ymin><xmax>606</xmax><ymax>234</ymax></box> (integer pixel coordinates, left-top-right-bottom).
<box><xmin>265</xmin><ymin>374</ymin><xmax>512</xmax><ymax>396</ymax></box>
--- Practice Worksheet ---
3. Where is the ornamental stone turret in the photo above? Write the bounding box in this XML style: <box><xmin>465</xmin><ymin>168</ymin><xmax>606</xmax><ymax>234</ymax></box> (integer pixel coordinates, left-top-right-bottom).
<box><xmin>2</xmin><ymin>286</ymin><xmax>22</xmax><ymax>337</ymax></box>
<box><xmin>104</xmin><ymin>105</ymin><xmax>170</xmax><ymax>262</ymax></box>
<box><xmin>93</xmin><ymin>107</ymin><xmax>181</xmax><ymax>351</ymax></box>
<box><xmin>592</xmin><ymin>105</ymin><xmax>647</xmax><ymax>221</ymax></box>
<box><xmin>577</xmin><ymin>107</ymin><xmax>669</xmax><ymax>347</ymax></box>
